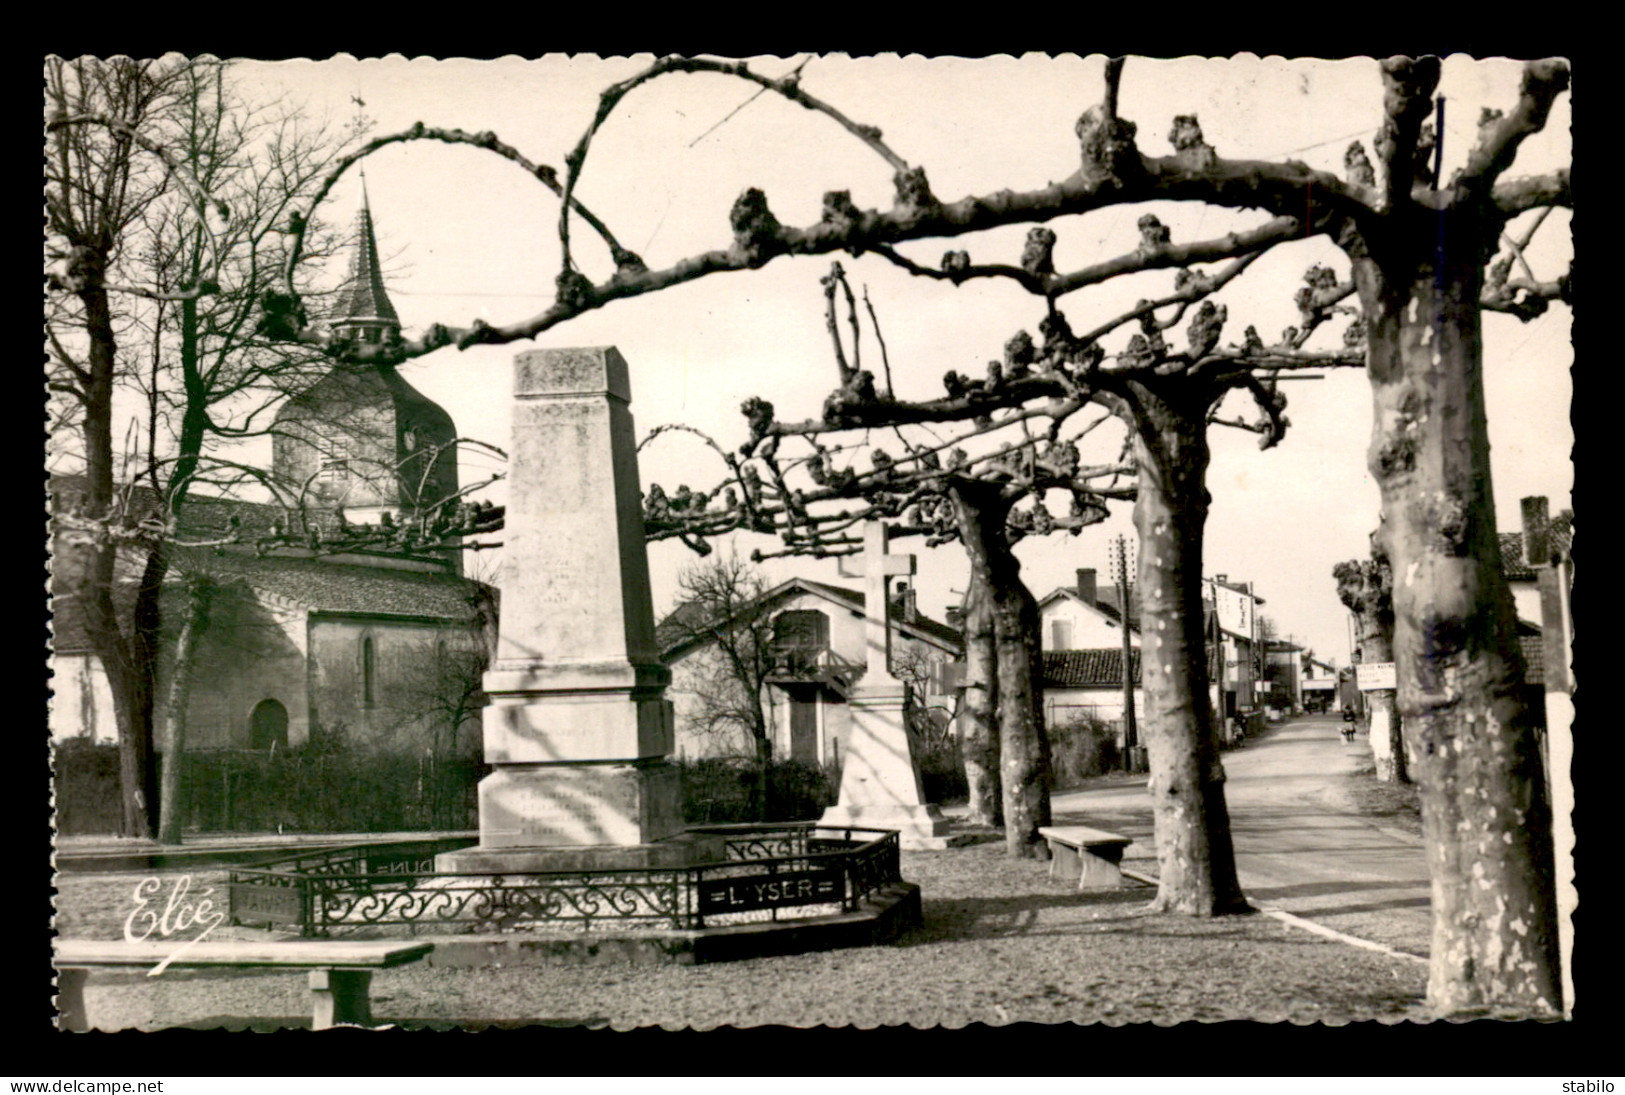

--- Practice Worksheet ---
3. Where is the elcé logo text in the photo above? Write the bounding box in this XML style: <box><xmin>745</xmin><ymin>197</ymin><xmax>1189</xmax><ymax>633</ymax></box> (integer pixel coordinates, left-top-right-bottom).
<box><xmin>123</xmin><ymin>874</ymin><xmax>226</xmax><ymax>974</ymax></box>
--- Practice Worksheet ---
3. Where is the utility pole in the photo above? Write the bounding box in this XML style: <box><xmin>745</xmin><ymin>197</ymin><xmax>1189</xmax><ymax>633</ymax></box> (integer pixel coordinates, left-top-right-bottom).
<box><xmin>1247</xmin><ymin>581</ymin><xmax>1259</xmax><ymax>714</ymax></box>
<box><xmin>1113</xmin><ymin>534</ymin><xmax>1140</xmax><ymax>771</ymax></box>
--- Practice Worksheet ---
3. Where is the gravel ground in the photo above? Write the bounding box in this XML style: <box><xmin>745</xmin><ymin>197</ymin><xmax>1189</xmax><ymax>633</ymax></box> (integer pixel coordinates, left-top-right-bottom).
<box><xmin>55</xmin><ymin>837</ymin><xmax>1430</xmax><ymax>1031</ymax></box>
<box><xmin>1339</xmin><ymin>763</ymin><xmax>1425</xmax><ymax>838</ymax></box>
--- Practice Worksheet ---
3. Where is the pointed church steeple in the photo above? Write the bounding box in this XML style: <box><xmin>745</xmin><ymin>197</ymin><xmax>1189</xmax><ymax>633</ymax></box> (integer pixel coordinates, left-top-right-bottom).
<box><xmin>330</xmin><ymin>175</ymin><xmax>400</xmax><ymax>345</ymax></box>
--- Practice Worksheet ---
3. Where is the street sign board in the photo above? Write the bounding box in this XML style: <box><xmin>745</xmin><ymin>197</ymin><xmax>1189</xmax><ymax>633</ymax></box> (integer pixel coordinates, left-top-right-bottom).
<box><xmin>1357</xmin><ymin>662</ymin><xmax>1396</xmax><ymax>690</ymax></box>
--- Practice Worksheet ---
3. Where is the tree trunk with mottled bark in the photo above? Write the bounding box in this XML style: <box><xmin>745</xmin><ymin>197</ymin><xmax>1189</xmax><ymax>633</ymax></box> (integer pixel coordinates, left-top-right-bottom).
<box><xmin>1354</xmin><ymin>206</ymin><xmax>1560</xmax><ymax>1016</ymax></box>
<box><xmin>956</xmin><ymin>560</ymin><xmax>1001</xmax><ymax>827</ymax></box>
<box><xmin>994</xmin><ymin>558</ymin><xmax>1051</xmax><ymax>858</ymax></box>
<box><xmin>1334</xmin><ymin>552</ymin><xmax>1407</xmax><ymax>783</ymax></box>
<box><xmin>951</xmin><ymin>479</ymin><xmax>1049</xmax><ymax>857</ymax></box>
<box><xmin>1364</xmin><ymin>665</ymin><xmax>1404</xmax><ymax>784</ymax></box>
<box><xmin>72</xmin><ymin>278</ymin><xmax>161</xmax><ymax>840</ymax></box>
<box><xmin>157</xmin><ymin>576</ymin><xmax>215</xmax><ymax>844</ymax></box>
<box><xmin>1120</xmin><ymin>382</ymin><xmax>1249</xmax><ymax>915</ymax></box>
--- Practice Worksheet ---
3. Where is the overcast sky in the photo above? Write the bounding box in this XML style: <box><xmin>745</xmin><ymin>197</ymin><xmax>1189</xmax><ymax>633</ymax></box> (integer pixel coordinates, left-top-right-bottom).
<box><xmin>231</xmin><ymin>54</ymin><xmax>1572</xmax><ymax>668</ymax></box>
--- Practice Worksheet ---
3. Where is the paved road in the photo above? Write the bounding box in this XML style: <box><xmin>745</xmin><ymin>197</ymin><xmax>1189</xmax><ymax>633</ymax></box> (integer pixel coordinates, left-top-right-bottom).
<box><xmin>1051</xmin><ymin>713</ymin><xmax>1431</xmax><ymax>956</ymax></box>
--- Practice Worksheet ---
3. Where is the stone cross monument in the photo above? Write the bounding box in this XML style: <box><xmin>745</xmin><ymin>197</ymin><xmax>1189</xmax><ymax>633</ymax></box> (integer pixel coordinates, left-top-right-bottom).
<box><xmin>819</xmin><ymin>521</ymin><xmax>956</xmax><ymax>849</ymax></box>
<box><xmin>439</xmin><ymin>347</ymin><xmax>721</xmax><ymax>872</ymax></box>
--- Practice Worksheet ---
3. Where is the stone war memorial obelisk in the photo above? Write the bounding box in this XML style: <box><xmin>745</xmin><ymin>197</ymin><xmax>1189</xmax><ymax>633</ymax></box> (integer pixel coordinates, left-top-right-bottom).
<box><xmin>439</xmin><ymin>346</ymin><xmax>722</xmax><ymax>873</ymax></box>
<box><xmin>819</xmin><ymin>520</ymin><xmax>957</xmax><ymax>850</ymax></box>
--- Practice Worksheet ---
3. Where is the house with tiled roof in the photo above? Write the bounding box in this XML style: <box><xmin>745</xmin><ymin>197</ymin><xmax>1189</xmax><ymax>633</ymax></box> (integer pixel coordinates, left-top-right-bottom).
<box><xmin>1041</xmin><ymin>647</ymin><xmax>1144</xmax><ymax>731</ymax></box>
<box><xmin>658</xmin><ymin>576</ymin><xmax>962</xmax><ymax>764</ymax></box>
<box><xmin>1499</xmin><ymin>498</ymin><xmax>1574</xmax><ymax>708</ymax></box>
<box><xmin>49</xmin><ymin>197</ymin><xmax>494</xmax><ymax>829</ymax></box>
<box><xmin>1033</xmin><ymin>568</ymin><xmax>1144</xmax><ymax>732</ymax></box>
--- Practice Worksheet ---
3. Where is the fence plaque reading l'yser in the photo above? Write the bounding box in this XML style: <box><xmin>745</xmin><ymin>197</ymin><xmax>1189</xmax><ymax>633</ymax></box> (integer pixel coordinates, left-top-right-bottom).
<box><xmin>698</xmin><ymin>870</ymin><xmax>844</xmax><ymax>914</ymax></box>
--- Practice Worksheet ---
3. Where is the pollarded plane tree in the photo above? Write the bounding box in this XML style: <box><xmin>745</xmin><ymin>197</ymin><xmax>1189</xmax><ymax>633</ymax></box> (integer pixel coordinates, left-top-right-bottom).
<box><xmin>640</xmin><ymin>262</ymin><xmax>1135</xmax><ymax>855</ymax></box>
<box><xmin>51</xmin><ymin>435</ymin><xmax>508</xmax><ymax>560</ymax></box>
<box><xmin>1334</xmin><ymin>543</ymin><xmax>1405</xmax><ymax>784</ymax></box>
<box><xmin>249</xmin><ymin>54</ymin><xmax>1567</xmax><ymax>1016</ymax></box>
<box><xmin>254</xmin><ymin>53</ymin><xmax>1359</xmax><ymax>909</ymax></box>
<box><xmin>760</xmin><ymin>246</ymin><xmax>1362</xmax><ymax>905</ymax></box>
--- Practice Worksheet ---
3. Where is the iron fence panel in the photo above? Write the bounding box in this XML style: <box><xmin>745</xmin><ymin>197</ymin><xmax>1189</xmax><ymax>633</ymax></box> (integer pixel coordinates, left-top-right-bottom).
<box><xmin>228</xmin><ymin>827</ymin><xmax>903</xmax><ymax>936</ymax></box>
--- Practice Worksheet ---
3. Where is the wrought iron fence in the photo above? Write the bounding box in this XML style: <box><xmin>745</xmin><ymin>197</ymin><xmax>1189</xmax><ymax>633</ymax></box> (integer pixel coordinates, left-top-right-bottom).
<box><xmin>228</xmin><ymin>825</ymin><xmax>901</xmax><ymax>937</ymax></box>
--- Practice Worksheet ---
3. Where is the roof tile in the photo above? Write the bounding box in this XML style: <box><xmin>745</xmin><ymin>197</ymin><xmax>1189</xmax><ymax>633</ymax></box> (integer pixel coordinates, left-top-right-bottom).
<box><xmin>1042</xmin><ymin>648</ymin><xmax>1142</xmax><ymax>689</ymax></box>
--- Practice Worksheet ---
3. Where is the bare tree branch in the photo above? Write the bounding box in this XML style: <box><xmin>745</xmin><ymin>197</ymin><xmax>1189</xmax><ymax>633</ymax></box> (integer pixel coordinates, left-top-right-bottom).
<box><xmin>1374</xmin><ymin>56</ymin><xmax>1441</xmax><ymax>209</ymax></box>
<box><xmin>1459</xmin><ymin>59</ymin><xmax>1571</xmax><ymax>191</ymax></box>
<box><xmin>1493</xmin><ymin>169</ymin><xmax>1572</xmax><ymax>215</ymax></box>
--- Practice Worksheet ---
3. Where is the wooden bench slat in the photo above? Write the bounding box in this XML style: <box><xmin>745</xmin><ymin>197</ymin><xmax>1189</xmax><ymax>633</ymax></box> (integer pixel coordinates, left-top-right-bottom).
<box><xmin>53</xmin><ymin>940</ymin><xmax>433</xmax><ymax>970</ymax></box>
<box><xmin>1039</xmin><ymin>826</ymin><xmax>1132</xmax><ymax>893</ymax></box>
<box><xmin>1038</xmin><ymin>825</ymin><xmax>1131</xmax><ymax>847</ymax></box>
<box><xmin>53</xmin><ymin>939</ymin><xmax>434</xmax><ymax>1031</ymax></box>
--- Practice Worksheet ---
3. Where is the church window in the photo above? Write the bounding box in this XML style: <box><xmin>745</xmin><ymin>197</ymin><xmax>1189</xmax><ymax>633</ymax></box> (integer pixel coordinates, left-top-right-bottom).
<box><xmin>314</xmin><ymin>432</ymin><xmax>352</xmax><ymax>499</ymax></box>
<box><xmin>362</xmin><ymin>635</ymin><xmax>376</xmax><ymax>706</ymax></box>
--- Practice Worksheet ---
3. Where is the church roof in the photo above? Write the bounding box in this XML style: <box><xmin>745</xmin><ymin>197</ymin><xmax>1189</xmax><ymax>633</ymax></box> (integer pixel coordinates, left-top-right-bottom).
<box><xmin>50</xmin><ymin>552</ymin><xmax>487</xmax><ymax>655</ymax></box>
<box><xmin>198</xmin><ymin>552</ymin><xmax>483</xmax><ymax>619</ymax></box>
<box><xmin>275</xmin><ymin>359</ymin><xmax>454</xmax><ymax>430</ymax></box>
<box><xmin>47</xmin><ymin>476</ymin><xmax>483</xmax><ymax>655</ymax></box>
<box><xmin>330</xmin><ymin>191</ymin><xmax>398</xmax><ymax>329</ymax></box>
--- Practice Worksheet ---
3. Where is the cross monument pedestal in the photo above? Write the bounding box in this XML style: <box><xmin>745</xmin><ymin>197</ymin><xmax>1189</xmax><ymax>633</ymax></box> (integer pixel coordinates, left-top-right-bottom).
<box><xmin>818</xmin><ymin>522</ymin><xmax>957</xmax><ymax>850</ymax></box>
<box><xmin>438</xmin><ymin>347</ymin><xmax>722</xmax><ymax>873</ymax></box>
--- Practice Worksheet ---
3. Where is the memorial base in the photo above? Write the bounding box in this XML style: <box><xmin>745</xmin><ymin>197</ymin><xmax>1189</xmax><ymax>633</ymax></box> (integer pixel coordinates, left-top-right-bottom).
<box><xmin>467</xmin><ymin>761</ymin><xmax>686</xmax><ymax>849</ymax></box>
<box><xmin>437</xmin><ymin>759</ymin><xmax>726</xmax><ymax>871</ymax></box>
<box><xmin>435</xmin><ymin>831</ymin><xmax>726</xmax><ymax>873</ymax></box>
<box><xmin>818</xmin><ymin>803</ymin><xmax>966</xmax><ymax>851</ymax></box>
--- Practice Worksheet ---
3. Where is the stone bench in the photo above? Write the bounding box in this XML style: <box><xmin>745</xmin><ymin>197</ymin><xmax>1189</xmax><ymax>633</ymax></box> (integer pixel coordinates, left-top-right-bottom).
<box><xmin>53</xmin><ymin>939</ymin><xmax>434</xmax><ymax>1031</ymax></box>
<box><xmin>1037</xmin><ymin>825</ymin><xmax>1133</xmax><ymax>890</ymax></box>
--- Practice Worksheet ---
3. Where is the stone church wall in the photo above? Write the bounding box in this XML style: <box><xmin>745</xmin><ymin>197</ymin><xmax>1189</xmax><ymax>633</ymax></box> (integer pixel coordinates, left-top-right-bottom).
<box><xmin>164</xmin><ymin>592</ymin><xmax>309</xmax><ymax>751</ymax></box>
<box><xmin>307</xmin><ymin>615</ymin><xmax>483</xmax><ymax>758</ymax></box>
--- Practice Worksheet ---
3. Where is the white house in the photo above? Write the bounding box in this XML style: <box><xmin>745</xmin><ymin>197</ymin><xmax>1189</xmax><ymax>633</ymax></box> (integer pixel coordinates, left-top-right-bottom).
<box><xmin>658</xmin><ymin>577</ymin><xmax>962</xmax><ymax>766</ymax></box>
<box><xmin>1205</xmin><ymin>574</ymin><xmax>1266</xmax><ymax>720</ymax></box>
<box><xmin>1036</xmin><ymin>569</ymin><xmax>1144</xmax><ymax>731</ymax></box>
<box><xmin>1301</xmin><ymin>653</ymin><xmax>1339</xmax><ymax>712</ymax></box>
<box><xmin>1038</xmin><ymin>568</ymin><xmax>1139</xmax><ymax>654</ymax></box>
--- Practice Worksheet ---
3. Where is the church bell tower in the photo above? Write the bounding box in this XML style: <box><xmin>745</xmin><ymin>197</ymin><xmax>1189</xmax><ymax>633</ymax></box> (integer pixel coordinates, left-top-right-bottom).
<box><xmin>271</xmin><ymin>186</ymin><xmax>460</xmax><ymax>565</ymax></box>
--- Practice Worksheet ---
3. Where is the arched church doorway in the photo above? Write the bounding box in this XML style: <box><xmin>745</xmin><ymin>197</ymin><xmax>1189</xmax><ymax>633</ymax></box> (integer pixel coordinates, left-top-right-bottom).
<box><xmin>249</xmin><ymin>698</ymin><xmax>289</xmax><ymax>751</ymax></box>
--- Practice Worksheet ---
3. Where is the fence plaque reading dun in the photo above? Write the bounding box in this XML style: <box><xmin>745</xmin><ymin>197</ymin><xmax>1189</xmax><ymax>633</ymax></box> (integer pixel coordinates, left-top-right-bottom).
<box><xmin>698</xmin><ymin>869</ymin><xmax>844</xmax><ymax>914</ymax></box>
